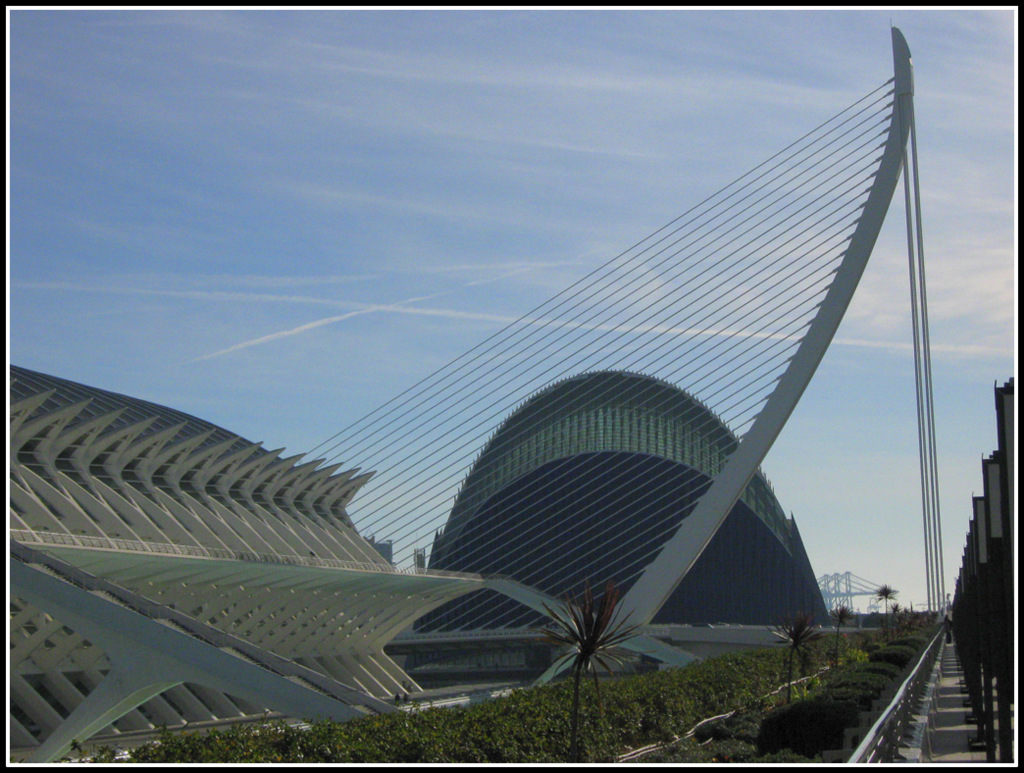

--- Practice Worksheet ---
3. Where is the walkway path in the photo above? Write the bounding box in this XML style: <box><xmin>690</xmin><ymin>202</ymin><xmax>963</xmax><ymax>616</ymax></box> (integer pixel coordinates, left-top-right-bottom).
<box><xmin>925</xmin><ymin>639</ymin><xmax>987</xmax><ymax>763</ymax></box>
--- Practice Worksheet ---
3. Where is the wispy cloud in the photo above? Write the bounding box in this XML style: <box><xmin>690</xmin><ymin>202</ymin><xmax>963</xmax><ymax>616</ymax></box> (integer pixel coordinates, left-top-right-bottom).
<box><xmin>17</xmin><ymin>246</ymin><xmax>1009</xmax><ymax>367</ymax></box>
<box><xmin>191</xmin><ymin>292</ymin><xmax>1009</xmax><ymax>365</ymax></box>
<box><xmin>14</xmin><ymin>281</ymin><xmax>362</xmax><ymax>309</ymax></box>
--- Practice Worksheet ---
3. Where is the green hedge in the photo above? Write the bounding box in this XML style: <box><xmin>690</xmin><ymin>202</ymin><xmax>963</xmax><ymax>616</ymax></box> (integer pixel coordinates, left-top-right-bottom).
<box><xmin>756</xmin><ymin>699</ymin><xmax>860</xmax><ymax>759</ymax></box>
<box><xmin>628</xmin><ymin>735</ymin><xmax>815</xmax><ymax>764</ymax></box>
<box><xmin>827</xmin><ymin>671</ymin><xmax>891</xmax><ymax>693</ymax></box>
<box><xmin>888</xmin><ymin>635</ymin><xmax>928</xmax><ymax>651</ymax></box>
<box><xmin>122</xmin><ymin>646</ymin><xmax>813</xmax><ymax>763</ymax></box>
<box><xmin>638</xmin><ymin>737</ymin><xmax>760</xmax><ymax>763</ymax></box>
<box><xmin>694</xmin><ymin>712</ymin><xmax>762</xmax><ymax>744</ymax></box>
<box><xmin>816</xmin><ymin>685</ymin><xmax>880</xmax><ymax>711</ymax></box>
<box><xmin>868</xmin><ymin>644</ymin><xmax>918</xmax><ymax>669</ymax></box>
<box><xmin>846</xmin><ymin>661</ymin><xmax>902</xmax><ymax>680</ymax></box>
<box><xmin>94</xmin><ymin>630</ymin><xmax>933</xmax><ymax>764</ymax></box>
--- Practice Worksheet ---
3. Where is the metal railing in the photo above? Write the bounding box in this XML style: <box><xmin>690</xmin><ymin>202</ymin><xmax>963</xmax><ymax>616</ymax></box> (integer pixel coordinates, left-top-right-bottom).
<box><xmin>838</xmin><ymin>625</ymin><xmax>945</xmax><ymax>763</ymax></box>
<box><xmin>9</xmin><ymin>528</ymin><xmax>481</xmax><ymax>581</ymax></box>
<box><xmin>391</xmin><ymin>626</ymin><xmax>540</xmax><ymax>644</ymax></box>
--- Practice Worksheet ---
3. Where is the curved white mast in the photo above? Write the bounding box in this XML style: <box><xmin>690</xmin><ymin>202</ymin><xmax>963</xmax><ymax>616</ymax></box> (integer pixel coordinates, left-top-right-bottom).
<box><xmin>619</xmin><ymin>28</ymin><xmax>916</xmax><ymax>624</ymax></box>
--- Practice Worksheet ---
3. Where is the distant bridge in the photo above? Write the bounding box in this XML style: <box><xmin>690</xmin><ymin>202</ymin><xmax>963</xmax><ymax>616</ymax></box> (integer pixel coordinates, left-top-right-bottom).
<box><xmin>818</xmin><ymin>572</ymin><xmax>883</xmax><ymax>613</ymax></box>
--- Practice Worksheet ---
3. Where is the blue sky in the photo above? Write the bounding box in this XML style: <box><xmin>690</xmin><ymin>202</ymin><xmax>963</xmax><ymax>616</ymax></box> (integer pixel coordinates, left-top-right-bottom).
<box><xmin>8</xmin><ymin>8</ymin><xmax>1016</xmax><ymax>611</ymax></box>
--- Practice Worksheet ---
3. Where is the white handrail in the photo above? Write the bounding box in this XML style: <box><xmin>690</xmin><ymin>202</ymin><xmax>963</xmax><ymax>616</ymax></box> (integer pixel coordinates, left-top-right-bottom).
<box><xmin>9</xmin><ymin>528</ymin><xmax>480</xmax><ymax>581</ymax></box>
<box><xmin>846</xmin><ymin>626</ymin><xmax>945</xmax><ymax>763</ymax></box>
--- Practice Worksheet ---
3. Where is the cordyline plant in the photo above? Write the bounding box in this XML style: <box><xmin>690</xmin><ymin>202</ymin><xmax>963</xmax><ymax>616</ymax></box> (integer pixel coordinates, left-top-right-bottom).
<box><xmin>539</xmin><ymin>579</ymin><xmax>640</xmax><ymax>762</ymax></box>
<box><xmin>829</xmin><ymin>604</ymin><xmax>855</xmax><ymax>666</ymax></box>
<box><xmin>874</xmin><ymin>584</ymin><xmax>898</xmax><ymax>640</ymax></box>
<box><xmin>770</xmin><ymin>611</ymin><xmax>826</xmax><ymax>704</ymax></box>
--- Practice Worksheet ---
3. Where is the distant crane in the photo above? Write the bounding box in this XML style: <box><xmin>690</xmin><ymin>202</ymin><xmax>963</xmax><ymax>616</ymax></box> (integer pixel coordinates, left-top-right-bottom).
<box><xmin>817</xmin><ymin>572</ymin><xmax>883</xmax><ymax>613</ymax></box>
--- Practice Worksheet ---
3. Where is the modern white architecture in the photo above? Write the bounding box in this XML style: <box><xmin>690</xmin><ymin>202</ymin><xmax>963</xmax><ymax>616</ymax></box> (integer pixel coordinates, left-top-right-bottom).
<box><xmin>9</xmin><ymin>365</ymin><xmax>485</xmax><ymax>762</ymax></box>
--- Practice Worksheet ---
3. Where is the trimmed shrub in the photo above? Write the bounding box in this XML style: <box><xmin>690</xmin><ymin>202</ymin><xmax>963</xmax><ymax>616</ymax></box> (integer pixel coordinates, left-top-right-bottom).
<box><xmin>827</xmin><ymin>672</ymin><xmax>891</xmax><ymax>692</ymax></box>
<box><xmin>847</xmin><ymin>660</ymin><xmax>902</xmax><ymax>680</ymax></box>
<box><xmin>752</xmin><ymin>748</ymin><xmax>817</xmax><ymax>762</ymax></box>
<box><xmin>693</xmin><ymin>712</ymin><xmax>762</xmax><ymax>744</ymax></box>
<box><xmin>699</xmin><ymin>738</ymin><xmax>760</xmax><ymax>763</ymax></box>
<box><xmin>107</xmin><ymin>638</ymin><xmax>859</xmax><ymax>764</ymax></box>
<box><xmin>645</xmin><ymin>738</ymin><xmax>760</xmax><ymax>763</ymax></box>
<box><xmin>123</xmin><ymin>644</ymin><xmax>808</xmax><ymax>763</ymax></box>
<box><xmin>839</xmin><ymin>647</ymin><xmax>869</xmax><ymax>665</ymax></box>
<box><xmin>868</xmin><ymin>644</ymin><xmax>918</xmax><ymax>669</ymax></box>
<box><xmin>756</xmin><ymin>699</ymin><xmax>859</xmax><ymax>759</ymax></box>
<box><xmin>889</xmin><ymin>635</ymin><xmax>927</xmax><ymax>651</ymax></box>
<box><xmin>817</xmin><ymin>685</ymin><xmax>882</xmax><ymax>711</ymax></box>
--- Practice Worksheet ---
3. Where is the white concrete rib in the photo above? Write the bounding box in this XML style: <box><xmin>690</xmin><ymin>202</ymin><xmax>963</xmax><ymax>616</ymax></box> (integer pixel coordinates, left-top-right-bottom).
<box><xmin>9</xmin><ymin>366</ymin><xmax>484</xmax><ymax>761</ymax></box>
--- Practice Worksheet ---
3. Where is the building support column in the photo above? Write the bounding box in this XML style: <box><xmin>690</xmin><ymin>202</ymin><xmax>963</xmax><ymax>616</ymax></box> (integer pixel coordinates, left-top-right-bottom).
<box><xmin>28</xmin><ymin>666</ymin><xmax>180</xmax><ymax>763</ymax></box>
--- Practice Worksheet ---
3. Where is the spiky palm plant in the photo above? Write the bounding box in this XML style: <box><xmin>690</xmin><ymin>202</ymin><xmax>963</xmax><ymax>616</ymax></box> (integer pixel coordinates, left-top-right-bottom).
<box><xmin>875</xmin><ymin>585</ymin><xmax>898</xmax><ymax>640</ymax></box>
<box><xmin>829</xmin><ymin>604</ymin><xmax>854</xmax><ymax>666</ymax></box>
<box><xmin>771</xmin><ymin>612</ymin><xmax>826</xmax><ymax>703</ymax></box>
<box><xmin>889</xmin><ymin>602</ymin><xmax>903</xmax><ymax>637</ymax></box>
<box><xmin>539</xmin><ymin>580</ymin><xmax>639</xmax><ymax>762</ymax></box>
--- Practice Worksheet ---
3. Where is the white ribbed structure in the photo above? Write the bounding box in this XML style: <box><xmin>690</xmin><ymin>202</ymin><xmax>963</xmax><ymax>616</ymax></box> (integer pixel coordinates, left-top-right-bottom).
<box><xmin>9</xmin><ymin>365</ymin><xmax>484</xmax><ymax>761</ymax></box>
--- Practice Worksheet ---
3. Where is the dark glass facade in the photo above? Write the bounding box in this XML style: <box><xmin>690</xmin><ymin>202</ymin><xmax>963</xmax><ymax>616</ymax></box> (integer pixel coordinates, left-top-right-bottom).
<box><xmin>420</xmin><ymin>370</ymin><xmax>826</xmax><ymax>630</ymax></box>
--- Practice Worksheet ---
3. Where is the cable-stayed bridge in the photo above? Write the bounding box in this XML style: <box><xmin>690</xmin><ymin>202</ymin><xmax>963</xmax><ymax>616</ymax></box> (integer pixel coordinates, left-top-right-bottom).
<box><xmin>11</xmin><ymin>27</ymin><xmax>946</xmax><ymax>761</ymax></box>
<box><xmin>310</xmin><ymin>27</ymin><xmax>940</xmax><ymax>631</ymax></box>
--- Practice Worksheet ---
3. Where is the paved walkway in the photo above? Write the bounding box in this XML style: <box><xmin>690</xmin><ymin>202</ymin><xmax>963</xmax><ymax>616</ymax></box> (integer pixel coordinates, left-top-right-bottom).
<box><xmin>924</xmin><ymin>639</ymin><xmax>987</xmax><ymax>763</ymax></box>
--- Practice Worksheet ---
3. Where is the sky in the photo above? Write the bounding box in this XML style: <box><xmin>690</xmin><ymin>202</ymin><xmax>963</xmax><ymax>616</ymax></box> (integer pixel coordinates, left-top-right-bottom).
<box><xmin>7</xmin><ymin>8</ymin><xmax>1017</xmax><ymax>612</ymax></box>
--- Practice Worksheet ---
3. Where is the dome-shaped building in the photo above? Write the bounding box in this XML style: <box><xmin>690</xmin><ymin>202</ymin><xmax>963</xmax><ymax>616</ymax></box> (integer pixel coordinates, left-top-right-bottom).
<box><xmin>421</xmin><ymin>370</ymin><xmax>826</xmax><ymax>630</ymax></box>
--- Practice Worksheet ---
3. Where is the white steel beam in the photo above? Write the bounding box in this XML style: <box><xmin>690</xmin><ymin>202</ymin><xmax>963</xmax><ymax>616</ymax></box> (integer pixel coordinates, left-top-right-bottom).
<box><xmin>618</xmin><ymin>28</ymin><xmax>916</xmax><ymax>624</ymax></box>
<box><xmin>12</xmin><ymin>556</ymin><xmax>393</xmax><ymax>762</ymax></box>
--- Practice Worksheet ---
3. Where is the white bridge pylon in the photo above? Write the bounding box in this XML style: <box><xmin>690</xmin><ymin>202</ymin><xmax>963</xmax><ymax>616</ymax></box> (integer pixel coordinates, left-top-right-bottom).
<box><xmin>621</xmin><ymin>30</ymin><xmax>915</xmax><ymax>624</ymax></box>
<box><xmin>320</xmin><ymin>29</ymin><xmax>918</xmax><ymax>633</ymax></box>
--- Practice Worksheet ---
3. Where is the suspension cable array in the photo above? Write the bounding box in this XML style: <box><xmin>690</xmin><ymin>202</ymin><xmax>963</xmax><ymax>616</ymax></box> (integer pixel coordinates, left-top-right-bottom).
<box><xmin>307</xmin><ymin>76</ymin><xmax>900</xmax><ymax>629</ymax></box>
<box><xmin>896</xmin><ymin>76</ymin><xmax>946</xmax><ymax>613</ymax></box>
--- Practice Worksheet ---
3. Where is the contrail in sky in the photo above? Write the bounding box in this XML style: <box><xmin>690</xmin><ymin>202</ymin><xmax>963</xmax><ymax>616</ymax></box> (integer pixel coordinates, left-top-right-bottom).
<box><xmin>17</xmin><ymin>276</ymin><xmax>1004</xmax><ymax>361</ymax></box>
<box><xmin>189</xmin><ymin>267</ymin><xmax>534</xmax><ymax>363</ymax></box>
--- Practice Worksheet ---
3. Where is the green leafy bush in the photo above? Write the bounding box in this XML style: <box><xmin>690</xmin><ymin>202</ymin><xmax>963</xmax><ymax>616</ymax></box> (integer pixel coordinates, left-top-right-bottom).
<box><xmin>108</xmin><ymin>638</ymin><xmax>856</xmax><ymax>764</ymax></box>
<box><xmin>839</xmin><ymin>647</ymin><xmax>869</xmax><ymax>665</ymax></box>
<box><xmin>816</xmin><ymin>685</ymin><xmax>881</xmax><ymax>711</ymax></box>
<box><xmin>693</xmin><ymin>712</ymin><xmax>763</xmax><ymax>744</ymax></box>
<box><xmin>847</xmin><ymin>660</ymin><xmax>902</xmax><ymax>680</ymax></box>
<box><xmin>826</xmin><ymin>671</ymin><xmax>891</xmax><ymax>693</ymax></box>
<box><xmin>638</xmin><ymin>737</ymin><xmax>760</xmax><ymax>763</ymax></box>
<box><xmin>868</xmin><ymin>644</ymin><xmax>917</xmax><ymax>669</ymax></box>
<box><xmin>756</xmin><ymin>699</ymin><xmax>859</xmax><ymax>759</ymax></box>
<box><xmin>888</xmin><ymin>635</ymin><xmax>927</xmax><ymax>651</ymax></box>
<box><xmin>753</xmin><ymin>748</ymin><xmax>817</xmax><ymax>762</ymax></box>
<box><xmin>122</xmin><ymin>645</ymin><xmax>811</xmax><ymax>763</ymax></box>
<box><xmin>694</xmin><ymin>738</ymin><xmax>760</xmax><ymax>763</ymax></box>
<box><xmin>813</xmin><ymin>653</ymin><xmax>904</xmax><ymax>710</ymax></box>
